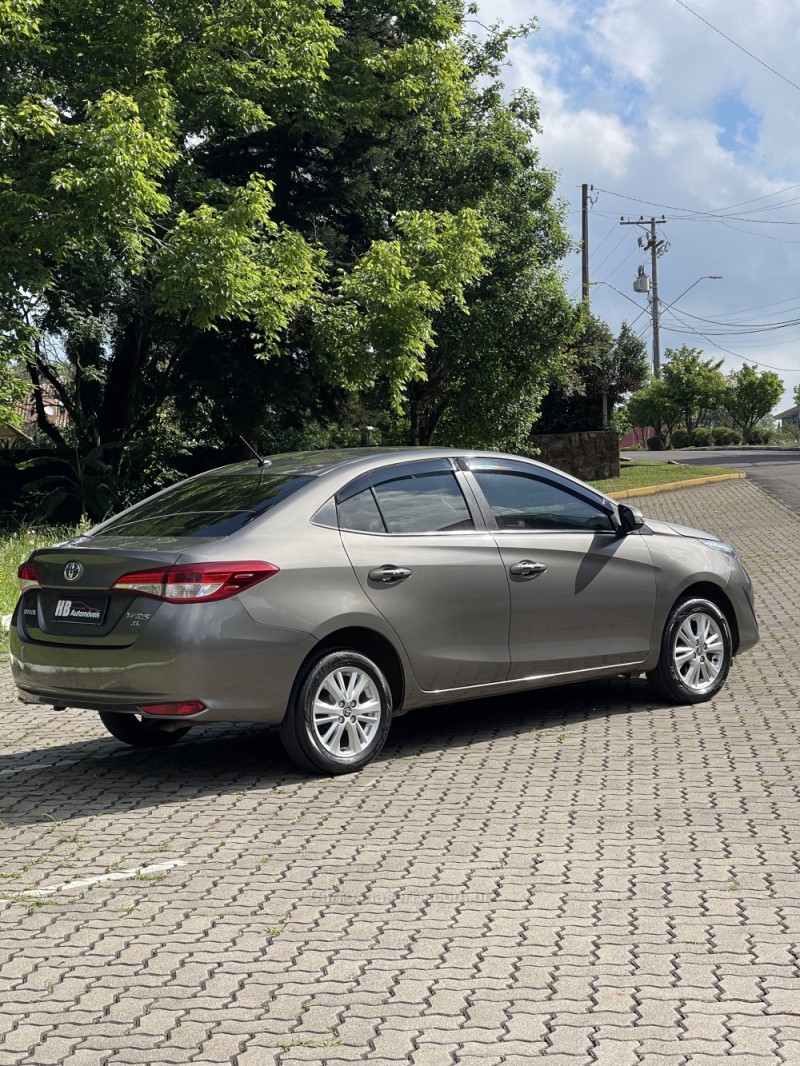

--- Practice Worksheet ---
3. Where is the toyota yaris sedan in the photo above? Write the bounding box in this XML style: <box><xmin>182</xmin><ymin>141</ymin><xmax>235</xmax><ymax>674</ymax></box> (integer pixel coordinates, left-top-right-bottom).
<box><xmin>9</xmin><ymin>448</ymin><xmax>759</xmax><ymax>774</ymax></box>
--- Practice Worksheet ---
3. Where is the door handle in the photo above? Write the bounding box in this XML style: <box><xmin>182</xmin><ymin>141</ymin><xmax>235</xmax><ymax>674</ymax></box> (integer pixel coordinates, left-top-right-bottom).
<box><xmin>509</xmin><ymin>560</ymin><xmax>547</xmax><ymax>578</ymax></box>
<box><xmin>368</xmin><ymin>565</ymin><xmax>412</xmax><ymax>583</ymax></box>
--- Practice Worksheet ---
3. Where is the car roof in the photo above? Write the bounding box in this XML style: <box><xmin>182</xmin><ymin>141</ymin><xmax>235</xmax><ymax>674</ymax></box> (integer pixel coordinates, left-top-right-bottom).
<box><xmin>208</xmin><ymin>447</ymin><xmax>541</xmax><ymax>479</ymax></box>
<box><xmin>201</xmin><ymin>446</ymin><xmax>617</xmax><ymax>503</ymax></box>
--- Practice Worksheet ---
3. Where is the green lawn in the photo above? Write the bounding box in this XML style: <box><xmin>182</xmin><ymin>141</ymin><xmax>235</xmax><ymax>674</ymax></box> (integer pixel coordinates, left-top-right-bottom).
<box><xmin>591</xmin><ymin>460</ymin><xmax>739</xmax><ymax>495</ymax></box>
<box><xmin>1</xmin><ymin>524</ymin><xmax>79</xmax><ymax>618</ymax></box>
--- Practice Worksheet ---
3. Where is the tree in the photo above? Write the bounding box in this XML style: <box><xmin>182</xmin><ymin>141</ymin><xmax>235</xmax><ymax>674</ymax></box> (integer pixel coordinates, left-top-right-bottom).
<box><xmin>624</xmin><ymin>379</ymin><xmax>682</xmax><ymax>447</ymax></box>
<box><xmin>0</xmin><ymin>0</ymin><xmax>489</xmax><ymax>481</ymax></box>
<box><xmin>185</xmin><ymin>13</ymin><xmax>579</xmax><ymax>451</ymax></box>
<box><xmin>0</xmin><ymin>360</ymin><xmax>25</xmax><ymax>429</ymax></box>
<box><xmin>722</xmin><ymin>365</ymin><xmax>783</xmax><ymax>442</ymax></box>
<box><xmin>661</xmin><ymin>347</ymin><xmax>726</xmax><ymax>434</ymax></box>
<box><xmin>394</xmin><ymin>28</ymin><xmax>580</xmax><ymax>449</ymax></box>
<box><xmin>534</xmin><ymin>316</ymin><xmax>649</xmax><ymax>434</ymax></box>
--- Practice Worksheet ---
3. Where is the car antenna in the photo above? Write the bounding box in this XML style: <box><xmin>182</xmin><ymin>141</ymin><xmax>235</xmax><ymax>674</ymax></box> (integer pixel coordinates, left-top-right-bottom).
<box><xmin>239</xmin><ymin>436</ymin><xmax>271</xmax><ymax>467</ymax></box>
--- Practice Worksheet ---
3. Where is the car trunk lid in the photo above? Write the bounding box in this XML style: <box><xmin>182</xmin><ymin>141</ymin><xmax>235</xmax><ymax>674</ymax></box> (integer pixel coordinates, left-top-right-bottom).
<box><xmin>18</xmin><ymin>539</ymin><xmax>196</xmax><ymax>647</ymax></box>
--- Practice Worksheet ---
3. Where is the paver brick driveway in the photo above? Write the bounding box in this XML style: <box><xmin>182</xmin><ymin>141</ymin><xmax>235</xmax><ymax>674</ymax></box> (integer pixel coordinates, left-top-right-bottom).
<box><xmin>0</xmin><ymin>478</ymin><xmax>798</xmax><ymax>1066</ymax></box>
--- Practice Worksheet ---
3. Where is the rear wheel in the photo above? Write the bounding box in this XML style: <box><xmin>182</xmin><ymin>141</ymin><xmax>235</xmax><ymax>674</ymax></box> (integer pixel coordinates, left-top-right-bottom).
<box><xmin>647</xmin><ymin>596</ymin><xmax>732</xmax><ymax>704</ymax></box>
<box><xmin>98</xmin><ymin>711</ymin><xmax>190</xmax><ymax>748</ymax></box>
<box><xmin>280</xmin><ymin>651</ymin><xmax>392</xmax><ymax>774</ymax></box>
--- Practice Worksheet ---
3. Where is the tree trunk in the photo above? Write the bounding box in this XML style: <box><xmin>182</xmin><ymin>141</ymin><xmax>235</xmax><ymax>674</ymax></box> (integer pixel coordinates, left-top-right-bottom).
<box><xmin>99</xmin><ymin>317</ymin><xmax>149</xmax><ymax>466</ymax></box>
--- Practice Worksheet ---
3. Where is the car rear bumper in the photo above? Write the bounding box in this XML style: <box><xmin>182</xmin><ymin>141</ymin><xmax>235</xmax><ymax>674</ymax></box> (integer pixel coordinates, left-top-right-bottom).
<box><xmin>8</xmin><ymin>599</ymin><xmax>316</xmax><ymax>724</ymax></box>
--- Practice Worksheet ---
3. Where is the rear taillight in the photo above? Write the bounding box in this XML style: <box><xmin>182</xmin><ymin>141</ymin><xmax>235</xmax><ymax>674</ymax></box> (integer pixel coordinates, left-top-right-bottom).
<box><xmin>111</xmin><ymin>561</ymin><xmax>279</xmax><ymax>603</ymax></box>
<box><xmin>17</xmin><ymin>562</ymin><xmax>41</xmax><ymax>593</ymax></box>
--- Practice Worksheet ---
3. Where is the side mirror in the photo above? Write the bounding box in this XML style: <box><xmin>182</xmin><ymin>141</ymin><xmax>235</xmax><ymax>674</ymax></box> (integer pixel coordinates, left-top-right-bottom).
<box><xmin>618</xmin><ymin>503</ymin><xmax>645</xmax><ymax>535</ymax></box>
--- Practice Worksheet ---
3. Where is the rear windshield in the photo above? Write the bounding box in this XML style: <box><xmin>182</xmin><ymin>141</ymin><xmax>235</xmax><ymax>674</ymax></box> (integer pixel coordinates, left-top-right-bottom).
<box><xmin>91</xmin><ymin>472</ymin><xmax>314</xmax><ymax>538</ymax></box>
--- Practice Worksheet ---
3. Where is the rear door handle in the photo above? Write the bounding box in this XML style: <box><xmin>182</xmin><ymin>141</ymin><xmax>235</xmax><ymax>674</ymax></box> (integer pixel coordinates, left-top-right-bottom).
<box><xmin>368</xmin><ymin>565</ymin><xmax>412</xmax><ymax>583</ymax></box>
<box><xmin>509</xmin><ymin>560</ymin><xmax>547</xmax><ymax>579</ymax></box>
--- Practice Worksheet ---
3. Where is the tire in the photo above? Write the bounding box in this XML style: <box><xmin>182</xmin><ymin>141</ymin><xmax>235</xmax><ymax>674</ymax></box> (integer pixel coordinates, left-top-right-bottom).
<box><xmin>647</xmin><ymin>596</ymin><xmax>732</xmax><ymax>704</ymax></box>
<box><xmin>98</xmin><ymin>711</ymin><xmax>190</xmax><ymax>748</ymax></box>
<box><xmin>280</xmin><ymin>651</ymin><xmax>393</xmax><ymax>774</ymax></box>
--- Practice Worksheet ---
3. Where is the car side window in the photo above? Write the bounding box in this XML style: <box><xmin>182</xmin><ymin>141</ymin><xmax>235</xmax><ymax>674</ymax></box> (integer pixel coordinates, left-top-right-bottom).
<box><xmin>338</xmin><ymin>489</ymin><xmax>386</xmax><ymax>533</ymax></box>
<box><xmin>472</xmin><ymin>471</ymin><xmax>614</xmax><ymax>533</ymax></box>
<box><xmin>372</xmin><ymin>472</ymin><xmax>475</xmax><ymax>534</ymax></box>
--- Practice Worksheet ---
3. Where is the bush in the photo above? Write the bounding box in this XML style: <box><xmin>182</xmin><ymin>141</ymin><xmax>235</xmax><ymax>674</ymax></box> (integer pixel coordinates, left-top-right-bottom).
<box><xmin>711</xmin><ymin>427</ymin><xmax>742</xmax><ymax>445</ymax></box>
<box><xmin>670</xmin><ymin>429</ymin><xmax>690</xmax><ymax>449</ymax></box>
<box><xmin>747</xmin><ymin>426</ymin><xmax>772</xmax><ymax>445</ymax></box>
<box><xmin>772</xmin><ymin>425</ymin><xmax>800</xmax><ymax>445</ymax></box>
<box><xmin>689</xmin><ymin>427</ymin><xmax>712</xmax><ymax>446</ymax></box>
<box><xmin>645</xmin><ymin>436</ymin><xmax>664</xmax><ymax>450</ymax></box>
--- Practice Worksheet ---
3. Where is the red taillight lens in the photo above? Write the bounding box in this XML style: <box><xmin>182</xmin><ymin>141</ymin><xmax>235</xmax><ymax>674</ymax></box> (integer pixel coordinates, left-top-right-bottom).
<box><xmin>138</xmin><ymin>701</ymin><xmax>205</xmax><ymax>716</ymax></box>
<box><xmin>111</xmin><ymin>561</ymin><xmax>279</xmax><ymax>602</ymax></box>
<box><xmin>17</xmin><ymin>561</ymin><xmax>41</xmax><ymax>592</ymax></box>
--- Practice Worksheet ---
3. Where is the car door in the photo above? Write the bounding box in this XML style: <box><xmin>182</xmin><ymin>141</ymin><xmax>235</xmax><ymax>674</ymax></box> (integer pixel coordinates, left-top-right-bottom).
<box><xmin>337</xmin><ymin>459</ymin><xmax>511</xmax><ymax>692</ymax></box>
<box><xmin>464</xmin><ymin>458</ymin><xmax>657</xmax><ymax>681</ymax></box>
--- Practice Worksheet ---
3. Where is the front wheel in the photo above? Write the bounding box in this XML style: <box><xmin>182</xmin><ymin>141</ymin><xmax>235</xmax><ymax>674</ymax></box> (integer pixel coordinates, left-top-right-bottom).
<box><xmin>280</xmin><ymin>651</ymin><xmax>393</xmax><ymax>774</ymax></box>
<box><xmin>98</xmin><ymin>711</ymin><xmax>190</xmax><ymax>748</ymax></box>
<box><xmin>647</xmin><ymin>596</ymin><xmax>732</xmax><ymax>704</ymax></box>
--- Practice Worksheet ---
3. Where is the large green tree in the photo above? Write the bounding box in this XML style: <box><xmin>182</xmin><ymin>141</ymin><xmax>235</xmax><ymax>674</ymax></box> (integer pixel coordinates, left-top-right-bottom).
<box><xmin>534</xmin><ymin>315</ymin><xmax>649</xmax><ymax>434</ymax></box>
<box><xmin>623</xmin><ymin>378</ymin><xmax>682</xmax><ymax>447</ymax></box>
<box><xmin>723</xmin><ymin>365</ymin><xmax>783</xmax><ymax>442</ymax></box>
<box><xmin>397</xmin><ymin>30</ymin><xmax>579</xmax><ymax>448</ymax></box>
<box><xmin>661</xmin><ymin>346</ymin><xmax>726</xmax><ymax>434</ymax></box>
<box><xmin>1</xmin><ymin>0</ymin><xmax>489</xmax><ymax>473</ymax></box>
<box><xmin>177</xmin><ymin>13</ymin><xmax>579</xmax><ymax>452</ymax></box>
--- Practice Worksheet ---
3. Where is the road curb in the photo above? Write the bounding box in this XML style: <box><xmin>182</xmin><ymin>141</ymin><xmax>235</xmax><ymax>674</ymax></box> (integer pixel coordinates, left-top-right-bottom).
<box><xmin>607</xmin><ymin>471</ymin><xmax>746</xmax><ymax>500</ymax></box>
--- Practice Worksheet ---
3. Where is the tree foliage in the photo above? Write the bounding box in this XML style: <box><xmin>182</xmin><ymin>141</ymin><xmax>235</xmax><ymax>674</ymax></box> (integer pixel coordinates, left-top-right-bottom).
<box><xmin>1</xmin><ymin>1</ymin><xmax>578</xmax><ymax>511</ymax></box>
<box><xmin>723</xmin><ymin>365</ymin><xmax>783</xmax><ymax>442</ymax></box>
<box><xmin>660</xmin><ymin>346</ymin><xmax>726</xmax><ymax>435</ymax></box>
<box><xmin>624</xmin><ymin>378</ymin><xmax>682</xmax><ymax>446</ymax></box>
<box><xmin>534</xmin><ymin>315</ymin><xmax>649</xmax><ymax>434</ymax></box>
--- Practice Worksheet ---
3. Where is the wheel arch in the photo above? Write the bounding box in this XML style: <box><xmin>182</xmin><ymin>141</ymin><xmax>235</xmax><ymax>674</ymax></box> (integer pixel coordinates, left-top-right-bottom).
<box><xmin>288</xmin><ymin>627</ymin><xmax>405</xmax><ymax>715</ymax></box>
<box><xmin>675</xmin><ymin>581</ymin><xmax>740</xmax><ymax>654</ymax></box>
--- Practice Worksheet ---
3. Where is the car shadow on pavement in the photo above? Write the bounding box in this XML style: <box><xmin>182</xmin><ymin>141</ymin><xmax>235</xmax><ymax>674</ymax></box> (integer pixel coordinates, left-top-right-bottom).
<box><xmin>0</xmin><ymin>677</ymin><xmax>656</xmax><ymax>827</ymax></box>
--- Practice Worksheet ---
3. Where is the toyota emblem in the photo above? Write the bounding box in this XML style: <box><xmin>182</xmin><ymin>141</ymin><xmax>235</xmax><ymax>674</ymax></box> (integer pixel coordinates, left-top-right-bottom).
<box><xmin>64</xmin><ymin>561</ymin><xmax>83</xmax><ymax>582</ymax></box>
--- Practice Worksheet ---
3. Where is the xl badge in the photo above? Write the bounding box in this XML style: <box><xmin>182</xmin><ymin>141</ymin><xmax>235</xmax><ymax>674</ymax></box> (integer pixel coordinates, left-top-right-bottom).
<box><xmin>64</xmin><ymin>561</ymin><xmax>83</xmax><ymax>582</ymax></box>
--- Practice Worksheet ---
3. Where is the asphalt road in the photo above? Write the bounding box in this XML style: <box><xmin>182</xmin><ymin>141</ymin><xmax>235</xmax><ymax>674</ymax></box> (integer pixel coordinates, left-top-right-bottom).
<box><xmin>622</xmin><ymin>447</ymin><xmax>800</xmax><ymax>514</ymax></box>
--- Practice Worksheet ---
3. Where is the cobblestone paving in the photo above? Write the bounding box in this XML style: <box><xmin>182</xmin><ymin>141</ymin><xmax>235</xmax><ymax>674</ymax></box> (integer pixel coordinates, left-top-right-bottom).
<box><xmin>0</xmin><ymin>479</ymin><xmax>799</xmax><ymax>1065</ymax></box>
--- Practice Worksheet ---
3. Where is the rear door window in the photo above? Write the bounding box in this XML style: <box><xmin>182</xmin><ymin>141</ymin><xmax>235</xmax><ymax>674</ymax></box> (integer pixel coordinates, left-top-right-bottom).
<box><xmin>372</xmin><ymin>472</ymin><xmax>475</xmax><ymax>534</ymax></box>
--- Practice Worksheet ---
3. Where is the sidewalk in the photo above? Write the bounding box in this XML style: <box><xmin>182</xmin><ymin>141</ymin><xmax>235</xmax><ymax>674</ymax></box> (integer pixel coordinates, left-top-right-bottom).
<box><xmin>0</xmin><ymin>478</ymin><xmax>798</xmax><ymax>1065</ymax></box>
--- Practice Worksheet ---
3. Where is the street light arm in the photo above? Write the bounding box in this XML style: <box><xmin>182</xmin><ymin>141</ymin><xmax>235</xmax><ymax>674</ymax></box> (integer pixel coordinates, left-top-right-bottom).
<box><xmin>659</xmin><ymin>275</ymin><xmax>722</xmax><ymax>318</ymax></box>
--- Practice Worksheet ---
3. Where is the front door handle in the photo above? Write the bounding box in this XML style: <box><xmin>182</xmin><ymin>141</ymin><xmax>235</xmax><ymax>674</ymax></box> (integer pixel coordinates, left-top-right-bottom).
<box><xmin>509</xmin><ymin>560</ymin><xmax>547</xmax><ymax>579</ymax></box>
<box><xmin>368</xmin><ymin>565</ymin><xmax>412</xmax><ymax>583</ymax></box>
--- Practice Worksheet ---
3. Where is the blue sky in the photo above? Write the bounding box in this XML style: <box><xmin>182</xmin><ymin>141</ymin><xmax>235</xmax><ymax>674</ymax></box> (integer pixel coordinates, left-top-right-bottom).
<box><xmin>477</xmin><ymin>0</ymin><xmax>800</xmax><ymax>410</ymax></box>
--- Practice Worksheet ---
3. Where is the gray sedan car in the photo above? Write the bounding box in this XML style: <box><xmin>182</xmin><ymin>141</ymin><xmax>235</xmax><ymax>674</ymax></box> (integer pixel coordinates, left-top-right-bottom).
<box><xmin>9</xmin><ymin>448</ymin><xmax>758</xmax><ymax>774</ymax></box>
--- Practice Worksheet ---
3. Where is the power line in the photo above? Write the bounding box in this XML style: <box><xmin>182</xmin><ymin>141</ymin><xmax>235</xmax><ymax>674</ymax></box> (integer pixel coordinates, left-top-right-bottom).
<box><xmin>671</xmin><ymin>0</ymin><xmax>800</xmax><ymax>94</ymax></box>
<box><xmin>590</xmin><ymin>230</ymin><xmax>629</xmax><ymax>274</ymax></box>
<box><xmin>593</xmin><ymin>186</ymin><xmax>800</xmax><ymax>225</ymax></box>
<box><xmin>595</xmin><ymin>243</ymin><xmax>639</xmax><ymax>285</ymax></box>
<box><xmin>660</xmin><ymin>305</ymin><xmax>800</xmax><ymax>372</ymax></box>
<box><xmin>588</xmin><ymin>219</ymin><xmax>623</xmax><ymax>261</ymax></box>
<box><xmin>718</xmin><ymin>221</ymin><xmax>800</xmax><ymax>246</ymax></box>
<box><xmin>709</xmin><ymin>294</ymin><xmax>800</xmax><ymax>317</ymax></box>
<box><xmin>661</xmin><ymin>307</ymin><xmax>800</xmax><ymax>332</ymax></box>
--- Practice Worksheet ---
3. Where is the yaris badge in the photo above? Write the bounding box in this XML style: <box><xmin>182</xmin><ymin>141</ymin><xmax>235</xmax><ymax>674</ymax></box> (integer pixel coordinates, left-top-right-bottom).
<box><xmin>64</xmin><ymin>561</ymin><xmax>83</xmax><ymax>582</ymax></box>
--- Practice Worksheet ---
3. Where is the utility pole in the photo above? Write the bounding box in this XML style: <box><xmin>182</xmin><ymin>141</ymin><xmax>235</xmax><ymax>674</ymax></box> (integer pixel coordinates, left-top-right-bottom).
<box><xmin>581</xmin><ymin>183</ymin><xmax>590</xmax><ymax>303</ymax></box>
<box><xmin>620</xmin><ymin>216</ymin><xmax>668</xmax><ymax>376</ymax></box>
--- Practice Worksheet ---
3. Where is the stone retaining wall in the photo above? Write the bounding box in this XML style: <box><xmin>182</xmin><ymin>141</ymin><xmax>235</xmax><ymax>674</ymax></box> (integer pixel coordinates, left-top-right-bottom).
<box><xmin>528</xmin><ymin>429</ymin><xmax>620</xmax><ymax>481</ymax></box>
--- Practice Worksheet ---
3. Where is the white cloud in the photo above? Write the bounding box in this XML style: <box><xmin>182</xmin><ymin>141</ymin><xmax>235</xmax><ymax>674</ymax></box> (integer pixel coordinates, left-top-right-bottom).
<box><xmin>476</xmin><ymin>0</ymin><xmax>800</xmax><ymax>404</ymax></box>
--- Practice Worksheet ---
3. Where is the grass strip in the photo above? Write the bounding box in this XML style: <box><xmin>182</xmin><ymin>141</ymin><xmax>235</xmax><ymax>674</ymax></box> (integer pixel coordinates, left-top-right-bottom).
<box><xmin>590</xmin><ymin>461</ymin><xmax>739</xmax><ymax>495</ymax></box>
<box><xmin>1</xmin><ymin>524</ymin><xmax>79</xmax><ymax>618</ymax></box>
